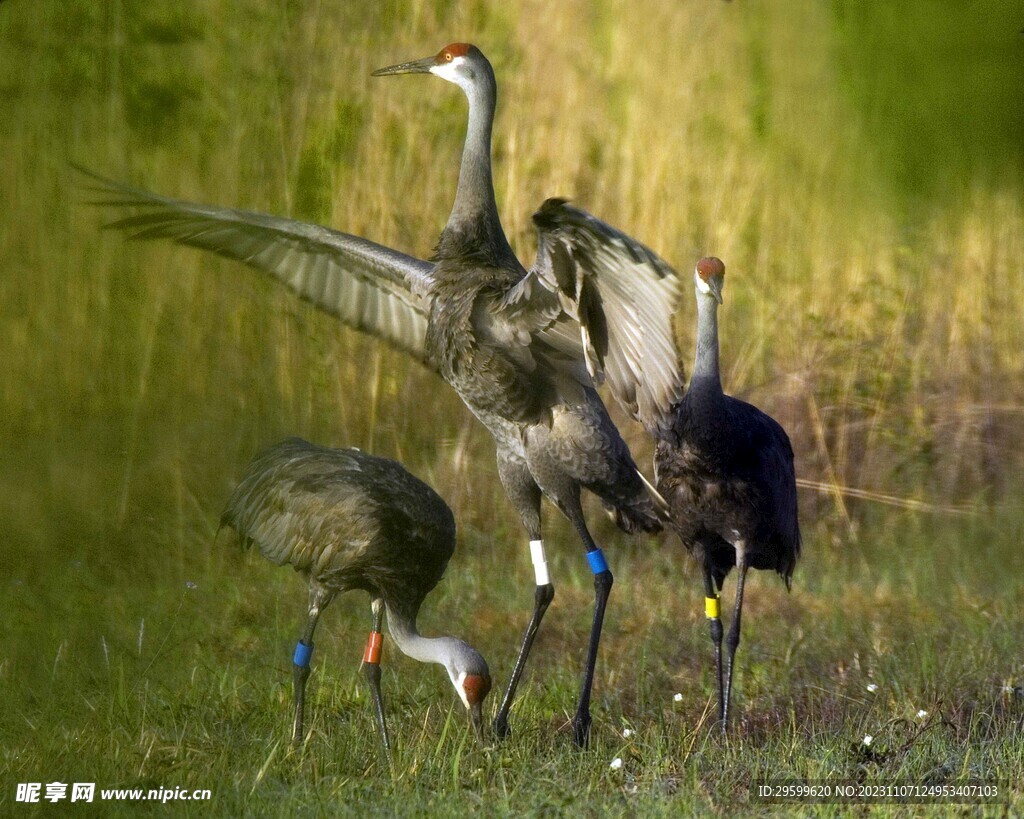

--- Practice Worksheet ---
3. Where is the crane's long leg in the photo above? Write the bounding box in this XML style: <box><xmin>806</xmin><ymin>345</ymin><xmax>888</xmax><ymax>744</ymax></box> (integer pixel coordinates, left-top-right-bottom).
<box><xmin>722</xmin><ymin>556</ymin><xmax>749</xmax><ymax>734</ymax></box>
<box><xmin>361</xmin><ymin>597</ymin><xmax>392</xmax><ymax>765</ymax></box>
<box><xmin>703</xmin><ymin>565</ymin><xmax>725</xmax><ymax>727</ymax></box>
<box><xmin>493</xmin><ymin>547</ymin><xmax>554</xmax><ymax>739</ymax></box>
<box><xmin>292</xmin><ymin>582</ymin><xmax>334</xmax><ymax>746</ymax></box>
<box><xmin>493</xmin><ymin>454</ymin><xmax>549</xmax><ymax>740</ymax></box>
<box><xmin>569</xmin><ymin>511</ymin><xmax>612</xmax><ymax>748</ymax></box>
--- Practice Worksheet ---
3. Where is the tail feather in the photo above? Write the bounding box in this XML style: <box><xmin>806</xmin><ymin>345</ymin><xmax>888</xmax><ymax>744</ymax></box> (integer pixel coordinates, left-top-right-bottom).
<box><xmin>635</xmin><ymin>468</ymin><xmax>670</xmax><ymax>520</ymax></box>
<box><xmin>604</xmin><ymin>490</ymin><xmax>663</xmax><ymax>535</ymax></box>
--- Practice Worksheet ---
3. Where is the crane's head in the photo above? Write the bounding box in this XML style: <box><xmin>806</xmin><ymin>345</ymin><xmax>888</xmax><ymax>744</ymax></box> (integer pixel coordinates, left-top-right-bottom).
<box><xmin>371</xmin><ymin>43</ymin><xmax>491</xmax><ymax>97</ymax></box>
<box><xmin>695</xmin><ymin>256</ymin><xmax>725</xmax><ymax>304</ymax></box>
<box><xmin>442</xmin><ymin>639</ymin><xmax>492</xmax><ymax>737</ymax></box>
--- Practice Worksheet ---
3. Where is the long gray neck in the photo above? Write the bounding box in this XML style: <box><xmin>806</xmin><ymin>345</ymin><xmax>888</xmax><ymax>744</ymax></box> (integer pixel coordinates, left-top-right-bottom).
<box><xmin>385</xmin><ymin>603</ymin><xmax>459</xmax><ymax>668</ymax></box>
<box><xmin>442</xmin><ymin>64</ymin><xmax>514</xmax><ymax>259</ymax></box>
<box><xmin>690</xmin><ymin>292</ymin><xmax>722</xmax><ymax>395</ymax></box>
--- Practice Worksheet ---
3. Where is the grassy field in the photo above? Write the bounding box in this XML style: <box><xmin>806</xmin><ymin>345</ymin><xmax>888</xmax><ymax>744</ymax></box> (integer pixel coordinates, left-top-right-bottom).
<box><xmin>2</xmin><ymin>0</ymin><xmax>1022</xmax><ymax>814</ymax></box>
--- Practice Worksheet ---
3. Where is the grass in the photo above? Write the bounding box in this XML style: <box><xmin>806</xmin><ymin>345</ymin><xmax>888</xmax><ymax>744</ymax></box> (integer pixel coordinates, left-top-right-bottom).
<box><xmin>2</xmin><ymin>505</ymin><xmax>1021</xmax><ymax>814</ymax></box>
<box><xmin>1</xmin><ymin>0</ymin><xmax>1023</xmax><ymax>814</ymax></box>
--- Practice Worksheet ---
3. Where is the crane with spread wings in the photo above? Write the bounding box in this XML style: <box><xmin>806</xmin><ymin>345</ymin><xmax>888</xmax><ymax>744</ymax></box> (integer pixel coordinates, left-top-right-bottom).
<box><xmin>81</xmin><ymin>42</ymin><xmax>684</xmax><ymax>747</ymax></box>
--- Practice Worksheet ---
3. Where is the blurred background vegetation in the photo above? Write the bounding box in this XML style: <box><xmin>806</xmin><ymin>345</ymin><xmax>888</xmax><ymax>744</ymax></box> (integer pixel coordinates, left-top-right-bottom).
<box><xmin>1</xmin><ymin>0</ymin><xmax>1022</xmax><ymax>810</ymax></box>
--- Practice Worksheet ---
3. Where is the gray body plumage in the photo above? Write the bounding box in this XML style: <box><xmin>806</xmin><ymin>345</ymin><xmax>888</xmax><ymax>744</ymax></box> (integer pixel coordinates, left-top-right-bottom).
<box><xmin>221</xmin><ymin>437</ymin><xmax>456</xmax><ymax>623</ymax></box>
<box><xmin>655</xmin><ymin>387</ymin><xmax>801</xmax><ymax>587</ymax></box>
<box><xmin>425</xmin><ymin>225</ymin><xmax>663</xmax><ymax>537</ymax></box>
<box><xmin>221</xmin><ymin>437</ymin><xmax>490</xmax><ymax>749</ymax></box>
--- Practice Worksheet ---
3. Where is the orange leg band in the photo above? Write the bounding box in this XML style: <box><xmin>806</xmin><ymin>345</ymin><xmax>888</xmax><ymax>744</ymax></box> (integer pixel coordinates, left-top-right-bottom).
<box><xmin>363</xmin><ymin>631</ymin><xmax>383</xmax><ymax>665</ymax></box>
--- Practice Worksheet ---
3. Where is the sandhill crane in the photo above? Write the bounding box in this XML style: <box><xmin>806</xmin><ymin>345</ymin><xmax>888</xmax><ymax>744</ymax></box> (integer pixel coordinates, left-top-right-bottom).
<box><xmin>511</xmin><ymin>209</ymin><xmax>802</xmax><ymax>733</ymax></box>
<box><xmin>653</xmin><ymin>257</ymin><xmax>801</xmax><ymax>733</ymax></box>
<box><xmin>220</xmin><ymin>437</ymin><xmax>491</xmax><ymax>753</ymax></box>
<box><xmin>82</xmin><ymin>43</ymin><xmax>683</xmax><ymax>746</ymax></box>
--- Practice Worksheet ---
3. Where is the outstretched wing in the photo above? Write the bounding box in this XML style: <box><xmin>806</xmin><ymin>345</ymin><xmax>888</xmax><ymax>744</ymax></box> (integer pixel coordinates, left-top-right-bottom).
<box><xmin>503</xmin><ymin>198</ymin><xmax>685</xmax><ymax>437</ymax></box>
<box><xmin>78</xmin><ymin>167</ymin><xmax>435</xmax><ymax>364</ymax></box>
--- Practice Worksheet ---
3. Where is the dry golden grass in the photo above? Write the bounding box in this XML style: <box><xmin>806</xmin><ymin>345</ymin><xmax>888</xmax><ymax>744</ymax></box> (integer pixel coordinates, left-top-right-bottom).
<box><xmin>4</xmin><ymin>1</ymin><xmax>1021</xmax><ymax>517</ymax></box>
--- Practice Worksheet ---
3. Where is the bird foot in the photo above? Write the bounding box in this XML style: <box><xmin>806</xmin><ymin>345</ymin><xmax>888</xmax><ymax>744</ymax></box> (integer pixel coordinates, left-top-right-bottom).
<box><xmin>492</xmin><ymin>715</ymin><xmax>512</xmax><ymax>740</ymax></box>
<box><xmin>570</xmin><ymin>715</ymin><xmax>591</xmax><ymax>748</ymax></box>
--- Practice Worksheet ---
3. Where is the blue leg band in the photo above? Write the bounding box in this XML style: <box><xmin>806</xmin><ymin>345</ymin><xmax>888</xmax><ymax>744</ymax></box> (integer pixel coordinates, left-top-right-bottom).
<box><xmin>293</xmin><ymin>640</ymin><xmax>314</xmax><ymax>668</ymax></box>
<box><xmin>586</xmin><ymin>548</ymin><xmax>610</xmax><ymax>575</ymax></box>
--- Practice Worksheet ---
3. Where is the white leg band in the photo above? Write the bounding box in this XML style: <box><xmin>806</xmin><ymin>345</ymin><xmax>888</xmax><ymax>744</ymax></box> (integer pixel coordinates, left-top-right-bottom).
<box><xmin>529</xmin><ymin>539</ymin><xmax>551</xmax><ymax>586</ymax></box>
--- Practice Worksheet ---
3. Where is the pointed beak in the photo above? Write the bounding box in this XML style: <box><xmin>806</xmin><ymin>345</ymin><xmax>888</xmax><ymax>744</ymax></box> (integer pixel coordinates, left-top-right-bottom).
<box><xmin>468</xmin><ymin>700</ymin><xmax>485</xmax><ymax>741</ymax></box>
<box><xmin>371</xmin><ymin>55</ymin><xmax>437</xmax><ymax>77</ymax></box>
<box><xmin>708</xmin><ymin>278</ymin><xmax>724</xmax><ymax>304</ymax></box>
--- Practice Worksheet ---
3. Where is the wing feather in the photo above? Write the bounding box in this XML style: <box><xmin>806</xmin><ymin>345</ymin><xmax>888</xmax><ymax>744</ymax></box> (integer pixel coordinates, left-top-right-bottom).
<box><xmin>78</xmin><ymin>167</ymin><xmax>435</xmax><ymax>364</ymax></box>
<box><xmin>509</xmin><ymin>198</ymin><xmax>685</xmax><ymax>436</ymax></box>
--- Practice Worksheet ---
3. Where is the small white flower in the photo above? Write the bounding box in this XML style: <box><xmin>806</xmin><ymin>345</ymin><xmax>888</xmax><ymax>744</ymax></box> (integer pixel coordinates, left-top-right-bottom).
<box><xmin>862</xmin><ymin>735</ymin><xmax>873</xmax><ymax>746</ymax></box>
<box><xmin>185</xmin><ymin>581</ymin><xmax>197</xmax><ymax>590</ymax></box>
<box><xmin>866</xmin><ymin>683</ymin><xmax>878</xmax><ymax>693</ymax></box>
<box><xmin>673</xmin><ymin>693</ymin><xmax>683</xmax><ymax>702</ymax></box>
<box><xmin>622</xmin><ymin>728</ymin><xmax>634</xmax><ymax>738</ymax></box>
<box><xmin>1003</xmin><ymin>684</ymin><xmax>1014</xmax><ymax>694</ymax></box>
<box><xmin>610</xmin><ymin>757</ymin><xmax>623</xmax><ymax>770</ymax></box>
<box><xmin>916</xmin><ymin>709</ymin><xmax>928</xmax><ymax>719</ymax></box>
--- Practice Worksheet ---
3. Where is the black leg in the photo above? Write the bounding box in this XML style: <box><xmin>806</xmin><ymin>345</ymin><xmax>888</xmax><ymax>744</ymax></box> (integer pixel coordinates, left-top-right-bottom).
<box><xmin>292</xmin><ymin>583</ymin><xmax>333</xmax><ymax>746</ymax></box>
<box><xmin>703</xmin><ymin>566</ymin><xmax>725</xmax><ymax>729</ymax></box>
<box><xmin>292</xmin><ymin>653</ymin><xmax>312</xmax><ymax>746</ymax></box>
<box><xmin>561</xmin><ymin>498</ymin><xmax>615</xmax><ymax>749</ymax></box>
<box><xmin>723</xmin><ymin>558</ymin><xmax>748</xmax><ymax>734</ymax></box>
<box><xmin>493</xmin><ymin>453</ymin><xmax>547</xmax><ymax>740</ymax></box>
<box><xmin>572</xmin><ymin>547</ymin><xmax>613</xmax><ymax>747</ymax></box>
<box><xmin>362</xmin><ymin>598</ymin><xmax>392</xmax><ymax>765</ymax></box>
<box><xmin>493</xmin><ymin>579</ymin><xmax>555</xmax><ymax>739</ymax></box>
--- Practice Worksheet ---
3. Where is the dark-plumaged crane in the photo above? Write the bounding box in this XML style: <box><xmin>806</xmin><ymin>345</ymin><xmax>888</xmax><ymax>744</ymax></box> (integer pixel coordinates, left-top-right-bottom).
<box><xmin>653</xmin><ymin>258</ymin><xmax>801</xmax><ymax>733</ymax></box>
<box><xmin>518</xmin><ymin>207</ymin><xmax>802</xmax><ymax>732</ymax></box>
<box><xmin>82</xmin><ymin>43</ymin><xmax>683</xmax><ymax>746</ymax></box>
<box><xmin>221</xmin><ymin>437</ymin><xmax>491</xmax><ymax>754</ymax></box>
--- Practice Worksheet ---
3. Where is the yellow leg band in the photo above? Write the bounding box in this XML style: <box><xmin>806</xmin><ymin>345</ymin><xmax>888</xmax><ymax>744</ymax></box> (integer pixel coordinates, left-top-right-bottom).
<box><xmin>705</xmin><ymin>596</ymin><xmax>720</xmax><ymax>619</ymax></box>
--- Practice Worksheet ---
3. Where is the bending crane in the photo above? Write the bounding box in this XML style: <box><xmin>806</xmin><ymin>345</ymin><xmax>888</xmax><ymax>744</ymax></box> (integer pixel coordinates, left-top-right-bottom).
<box><xmin>221</xmin><ymin>437</ymin><xmax>491</xmax><ymax>754</ymax></box>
